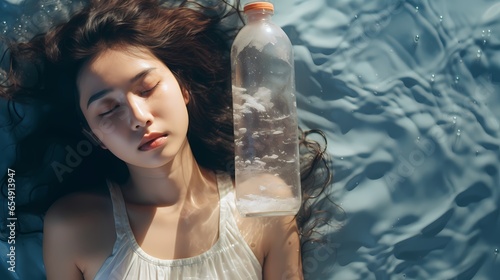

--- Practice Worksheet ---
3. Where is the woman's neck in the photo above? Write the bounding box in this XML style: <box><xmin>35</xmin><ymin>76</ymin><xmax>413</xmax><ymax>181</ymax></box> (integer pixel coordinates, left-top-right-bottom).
<box><xmin>121</xmin><ymin>140</ymin><xmax>217</xmax><ymax>211</ymax></box>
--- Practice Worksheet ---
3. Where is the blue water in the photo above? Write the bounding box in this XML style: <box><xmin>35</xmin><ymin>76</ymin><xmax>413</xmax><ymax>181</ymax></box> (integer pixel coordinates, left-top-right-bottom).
<box><xmin>1</xmin><ymin>0</ymin><xmax>500</xmax><ymax>279</ymax></box>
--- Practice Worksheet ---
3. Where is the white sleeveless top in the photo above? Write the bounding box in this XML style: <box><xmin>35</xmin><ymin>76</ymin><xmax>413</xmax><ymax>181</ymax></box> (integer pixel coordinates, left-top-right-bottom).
<box><xmin>93</xmin><ymin>172</ymin><xmax>262</xmax><ymax>280</ymax></box>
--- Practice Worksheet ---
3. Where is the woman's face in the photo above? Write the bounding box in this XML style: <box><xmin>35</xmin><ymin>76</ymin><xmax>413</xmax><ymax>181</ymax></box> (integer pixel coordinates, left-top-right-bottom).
<box><xmin>77</xmin><ymin>47</ymin><xmax>190</xmax><ymax>168</ymax></box>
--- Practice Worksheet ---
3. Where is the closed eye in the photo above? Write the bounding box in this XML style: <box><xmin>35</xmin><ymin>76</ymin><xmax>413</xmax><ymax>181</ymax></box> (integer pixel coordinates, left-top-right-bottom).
<box><xmin>99</xmin><ymin>104</ymin><xmax>119</xmax><ymax>117</ymax></box>
<box><xmin>140</xmin><ymin>82</ymin><xmax>160</xmax><ymax>96</ymax></box>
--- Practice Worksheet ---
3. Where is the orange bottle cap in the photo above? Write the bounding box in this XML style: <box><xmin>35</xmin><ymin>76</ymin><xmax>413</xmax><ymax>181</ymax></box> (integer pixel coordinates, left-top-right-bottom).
<box><xmin>244</xmin><ymin>2</ymin><xmax>274</xmax><ymax>13</ymax></box>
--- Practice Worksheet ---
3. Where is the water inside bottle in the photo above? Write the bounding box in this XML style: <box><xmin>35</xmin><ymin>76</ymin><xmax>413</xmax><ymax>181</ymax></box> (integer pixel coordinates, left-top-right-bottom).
<box><xmin>233</xmin><ymin>86</ymin><xmax>301</xmax><ymax>216</ymax></box>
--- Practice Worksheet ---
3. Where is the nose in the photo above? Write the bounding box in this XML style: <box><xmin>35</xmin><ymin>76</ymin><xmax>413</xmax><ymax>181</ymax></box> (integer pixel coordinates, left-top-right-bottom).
<box><xmin>124</xmin><ymin>94</ymin><xmax>153</xmax><ymax>130</ymax></box>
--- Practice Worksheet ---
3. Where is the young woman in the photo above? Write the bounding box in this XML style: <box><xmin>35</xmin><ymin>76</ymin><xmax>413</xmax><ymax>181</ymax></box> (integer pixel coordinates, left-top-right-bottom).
<box><xmin>1</xmin><ymin>0</ymin><xmax>333</xmax><ymax>279</ymax></box>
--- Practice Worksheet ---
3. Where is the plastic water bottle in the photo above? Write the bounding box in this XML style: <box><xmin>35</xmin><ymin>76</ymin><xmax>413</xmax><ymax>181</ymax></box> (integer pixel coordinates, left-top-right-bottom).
<box><xmin>231</xmin><ymin>1</ymin><xmax>301</xmax><ymax>217</ymax></box>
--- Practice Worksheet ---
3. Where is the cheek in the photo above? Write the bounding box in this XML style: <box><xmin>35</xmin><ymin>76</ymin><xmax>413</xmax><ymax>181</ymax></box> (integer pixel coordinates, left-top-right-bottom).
<box><xmin>96</xmin><ymin>128</ymin><xmax>131</xmax><ymax>156</ymax></box>
<box><xmin>80</xmin><ymin>111</ymin><xmax>109</xmax><ymax>140</ymax></box>
<box><xmin>152</xmin><ymin>89</ymin><xmax>188</xmax><ymax>112</ymax></box>
<box><xmin>89</xmin><ymin>117</ymin><xmax>114</xmax><ymax>139</ymax></box>
<box><xmin>89</xmin><ymin>117</ymin><xmax>128</xmax><ymax>145</ymax></box>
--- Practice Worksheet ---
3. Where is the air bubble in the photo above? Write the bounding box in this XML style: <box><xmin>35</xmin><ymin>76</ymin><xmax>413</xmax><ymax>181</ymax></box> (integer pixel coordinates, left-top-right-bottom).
<box><xmin>494</xmin><ymin>248</ymin><xmax>498</xmax><ymax>254</ymax></box>
<box><xmin>456</xmin><ymin>129</ymin><xmax>461</xmax><ymax>136</ymax></box>
<box><xmin>477</xmin><ymin>49</ymin><xmax>482</xmax><ymax>58</ymax></box>
<box><xmin>430</xmin><ymin>74</ymin><xmax>435</xmax><ymax>82</ymax></box>
<box><xmin>481</xmin><ymin>30</ymin><xmax>488</xmax><ymax>45</ymax></box>
<box><xmin>1</xmin><ymin>21</ymin><xmax>7</xmax><ymax>34</ymax></box>
<box><xmin>439</xmin><ymin>15</ymin><xmax>443</xmax><ymax>22</ymax></box>
<box><xmin>455</xmin><ymin>76</ymin><xmax>460</xmax><ymax>83</ymax></box>
<box><xmin>415</xmin><ymin>6</ymin><xmax>419</xmax><ymax>13</ymax></box>
<box><xmin>414</xmin><ymin>34</ymin><xmax>420</xmax><ymax>43</ymax></box>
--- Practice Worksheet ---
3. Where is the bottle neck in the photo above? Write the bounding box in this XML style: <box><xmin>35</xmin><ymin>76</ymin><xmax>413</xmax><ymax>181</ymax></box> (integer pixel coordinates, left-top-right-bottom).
<box><xmin>245</xmin><ymin>9</ymin><xmax>273</xmax><ymax>22</ymax></box>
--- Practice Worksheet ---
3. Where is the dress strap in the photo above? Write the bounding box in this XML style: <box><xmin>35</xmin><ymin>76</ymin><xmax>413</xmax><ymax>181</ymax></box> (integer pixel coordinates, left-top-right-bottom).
<box><xmin>106</xmin><ymin>180</ymin><xmax>129</xmax><ymax>238</ymax></box>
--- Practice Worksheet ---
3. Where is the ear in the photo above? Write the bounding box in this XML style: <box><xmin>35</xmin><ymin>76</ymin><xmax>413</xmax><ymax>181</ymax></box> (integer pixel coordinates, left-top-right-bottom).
<box><xmin>82</xmin><ymin>128</ymin><xmax>107</xmax><ymax>149</ymax></box>
<box><xmin>182</xmin><ymin>89</ymin><xmax>190</xmax><ymax>105</ymax></box>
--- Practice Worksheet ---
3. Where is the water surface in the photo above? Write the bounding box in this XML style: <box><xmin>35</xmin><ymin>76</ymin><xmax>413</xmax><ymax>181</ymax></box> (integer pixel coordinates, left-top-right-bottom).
<box><xmin>0</xmin><ymin>0</ymin><xmax>499</xmax><ymax>279</ymax></box>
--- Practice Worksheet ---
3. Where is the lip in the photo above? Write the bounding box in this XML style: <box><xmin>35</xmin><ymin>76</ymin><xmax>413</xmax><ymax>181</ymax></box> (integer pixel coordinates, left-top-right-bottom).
<box><xmin>138</xmin><ymin>132</ymin><xmax>168</xmax><ymax>151</ymax></box>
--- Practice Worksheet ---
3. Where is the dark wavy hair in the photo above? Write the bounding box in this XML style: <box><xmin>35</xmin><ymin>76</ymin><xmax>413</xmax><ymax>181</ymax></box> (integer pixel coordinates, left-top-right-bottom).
<box><xmin>0</xmin><ymin>0</ymin><xmax>338</xmax><ymax>248</ymax></box>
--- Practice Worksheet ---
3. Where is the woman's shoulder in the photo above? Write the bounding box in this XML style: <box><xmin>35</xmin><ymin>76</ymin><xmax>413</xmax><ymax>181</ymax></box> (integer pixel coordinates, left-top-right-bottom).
<box><xmin>45</xmin><ymin>191</ymin><xmax>113</xmax><ymax>226</ymax></box>
<box><xmin>43</xmin><ymin>190</ymin><xmax>115</xmax><ymax>248</ymax></box>
<box><xmin>43</xmin><ymin>190</ymin><xmax>117</xmax><ymax>278</ymax></box>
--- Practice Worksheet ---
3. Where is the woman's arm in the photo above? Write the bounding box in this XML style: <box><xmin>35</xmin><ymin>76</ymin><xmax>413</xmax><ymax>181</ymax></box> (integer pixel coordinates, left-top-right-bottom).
<box><xmin>43</xmin><ymin>195</ymin><xmax>85</xmax><ymax>280</ymax></box>
<box><xmin>43</xmin><ymin>192</ymin><xmax>114</xmax><ymax>280</ymax></box>
<box><xmin>262</xmin><ymin>215</ymin><xmax>304</xmax><ymax>280</ymax></box>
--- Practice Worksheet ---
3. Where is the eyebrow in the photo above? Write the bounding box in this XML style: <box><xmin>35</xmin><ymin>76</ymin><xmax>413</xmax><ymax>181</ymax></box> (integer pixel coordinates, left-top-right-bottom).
<box><xmin>86</xmin><ymin>67</ymin><xmax>157</xmax><ymax>109</ymax></box>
